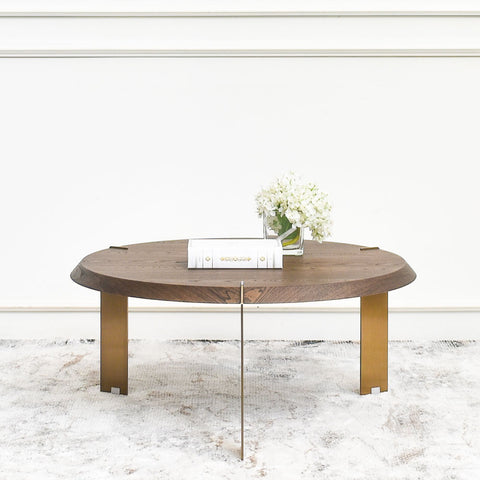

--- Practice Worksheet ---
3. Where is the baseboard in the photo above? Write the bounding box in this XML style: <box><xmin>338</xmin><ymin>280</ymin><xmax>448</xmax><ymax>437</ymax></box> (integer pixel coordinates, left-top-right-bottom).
<box><xmin>0</xmin><ymin>306</ymin><xmax>479</xmax><ymax>340</ymax></box>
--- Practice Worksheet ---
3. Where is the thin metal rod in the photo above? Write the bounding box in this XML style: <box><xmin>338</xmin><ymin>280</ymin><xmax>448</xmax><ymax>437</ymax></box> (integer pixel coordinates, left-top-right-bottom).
<box><xmin>240</xmin><ymin>280</ymin><xmax>244</xmax><ymax>461</ymax></box>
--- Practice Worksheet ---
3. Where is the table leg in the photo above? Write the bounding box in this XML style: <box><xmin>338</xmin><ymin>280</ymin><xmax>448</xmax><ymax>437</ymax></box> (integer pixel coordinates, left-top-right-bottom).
<box><xmin>100</xmin><ymin>292</ymin><xmax>128</xmax><ymax>395</ymax></box>
<box><xmin>360</xmin><ymin>293</ymin><xmax>388</xmax><ymax>395</ymax></box>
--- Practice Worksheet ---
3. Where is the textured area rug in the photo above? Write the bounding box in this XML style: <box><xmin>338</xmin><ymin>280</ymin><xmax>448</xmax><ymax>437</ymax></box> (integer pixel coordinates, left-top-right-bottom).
<box><xmin>0</xmin><ymin>340</ymin><xmax>479</xmax><ymax>480</ymax></box>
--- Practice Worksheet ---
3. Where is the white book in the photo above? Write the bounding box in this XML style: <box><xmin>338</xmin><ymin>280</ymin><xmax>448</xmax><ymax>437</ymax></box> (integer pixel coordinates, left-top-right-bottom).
<box><xmin>188</xmin><ymin>238</ymin><xmax>283</xmax><ymax>269</ymax></box>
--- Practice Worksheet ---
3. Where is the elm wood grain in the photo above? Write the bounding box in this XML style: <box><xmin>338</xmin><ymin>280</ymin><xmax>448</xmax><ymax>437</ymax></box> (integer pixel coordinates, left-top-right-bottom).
<box><xmin>360</xmin><ymin>293</ymin><xmax>388</xmax><ymax>395</ymax></box>
<box><xmin>71</xmin><ymin>240</ymin><xmax>416</xmax><ymax>304</ymax></box>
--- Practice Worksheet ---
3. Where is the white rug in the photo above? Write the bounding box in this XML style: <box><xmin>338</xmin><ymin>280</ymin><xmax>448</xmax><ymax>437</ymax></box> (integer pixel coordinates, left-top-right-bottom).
<box><xmin>0</xmin><ymin>339</ymin><xmax>479</xmax><ymax>479</ymax></box>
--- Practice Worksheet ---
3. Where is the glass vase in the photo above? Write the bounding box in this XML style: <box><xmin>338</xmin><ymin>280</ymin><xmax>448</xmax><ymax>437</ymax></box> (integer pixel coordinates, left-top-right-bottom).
<box><xmin>263</xmin><ymin>212</ymin><xmax>304</xmax><ymax>256</ymax></box>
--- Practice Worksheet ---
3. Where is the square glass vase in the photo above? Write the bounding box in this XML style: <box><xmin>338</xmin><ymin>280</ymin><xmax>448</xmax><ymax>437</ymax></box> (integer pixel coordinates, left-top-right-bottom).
<box><xmin>263</xmin><ymin>212</ymin><xmax>304</xmax><ymax>256</ymax></box>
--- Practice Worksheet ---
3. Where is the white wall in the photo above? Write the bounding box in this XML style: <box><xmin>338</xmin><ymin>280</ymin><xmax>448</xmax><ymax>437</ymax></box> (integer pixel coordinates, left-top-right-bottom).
<box><xmin>1</xmin><ymin>1</ymin><xmax>479</xmax><ymax>338</ymax></box>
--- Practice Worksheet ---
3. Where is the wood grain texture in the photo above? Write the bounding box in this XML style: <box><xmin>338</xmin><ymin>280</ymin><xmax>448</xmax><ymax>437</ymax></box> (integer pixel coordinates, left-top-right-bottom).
<box><xmin>100</xmin><ymin>292</ymin><xmax>128</xmax><ymax>394</ymax></box>
<box><xmin>360</xmin><ymin>293</ymin><xmax>388</xmax><ymax>395</ymax></box>
<box><xmin>71</xmin><ymin>240</ymin><xmax>416</xmax><ymax>304</ymax></box>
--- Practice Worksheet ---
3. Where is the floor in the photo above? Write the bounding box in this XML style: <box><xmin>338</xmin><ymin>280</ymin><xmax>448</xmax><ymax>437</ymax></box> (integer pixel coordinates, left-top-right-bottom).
<box><xmin>0</xmin><ymin>339</ymin><xmax>478</xmax><ymax>479</ymax></box>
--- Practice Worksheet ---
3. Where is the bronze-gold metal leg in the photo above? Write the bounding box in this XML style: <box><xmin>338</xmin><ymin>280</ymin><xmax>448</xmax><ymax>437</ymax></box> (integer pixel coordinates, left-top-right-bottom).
<box><xmin>360</xmin><ymin>293</ymin><xmax>388</xmax><ymax>395</ymax></box>
<box><xmin>100</xmin><ymin>292</ymin><xmax>128</xmax><ymax>395</ymax></box>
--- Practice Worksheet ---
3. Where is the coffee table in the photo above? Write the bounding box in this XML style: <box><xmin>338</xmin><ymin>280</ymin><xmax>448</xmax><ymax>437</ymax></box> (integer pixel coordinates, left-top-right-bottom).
<box><xmin>71</xmin><ymin>239</ymin><xmax>415</xmax><ymax>458</ymax></box>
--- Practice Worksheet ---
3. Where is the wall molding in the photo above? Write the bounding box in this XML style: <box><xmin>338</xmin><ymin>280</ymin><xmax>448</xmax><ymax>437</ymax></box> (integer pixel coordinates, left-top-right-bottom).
<box><xmin>1</xmin><ymin>306</ymin><xmax>478</xmax><ymax>340</ymax></box>
<box><xmin>2</xmin><ymin>11</ymin><xmax>480</xmax><ymax>17</ymax></box>
<box><xmin>2</xmin><ymin>49</ymin><xmax>480</xmax><ymax>58</ymax></box>
<box><xmin>1</xmin><ymin>306</ymin><xmax>479</xmax><ymax>313</ymax></box>
<box><xmin>2</xmin><ymin>11</ymin><xmax>479</xmax><ymax>55</ymax></box>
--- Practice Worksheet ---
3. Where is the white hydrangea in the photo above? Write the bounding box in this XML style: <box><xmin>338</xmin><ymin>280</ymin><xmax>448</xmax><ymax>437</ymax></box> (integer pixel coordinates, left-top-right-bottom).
<box><xmin>255</xmin><ymin>172</ymin><xmax>332</xmax><ymax>242</ymax></box>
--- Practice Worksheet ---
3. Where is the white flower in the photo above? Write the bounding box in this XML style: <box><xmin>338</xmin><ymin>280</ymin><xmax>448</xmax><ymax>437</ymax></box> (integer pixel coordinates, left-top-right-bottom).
<box><xmin>255</xmin><ymin>172</ymin><xmax>332</xmax><ymax>242</ymax></box>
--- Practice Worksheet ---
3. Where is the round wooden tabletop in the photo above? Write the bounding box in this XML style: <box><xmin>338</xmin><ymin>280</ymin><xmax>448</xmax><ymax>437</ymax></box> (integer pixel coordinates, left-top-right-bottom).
<box><xmin>70</xmin><ymin>240</ymin><xmax>416</xmax><ymax>304</ymax></box>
